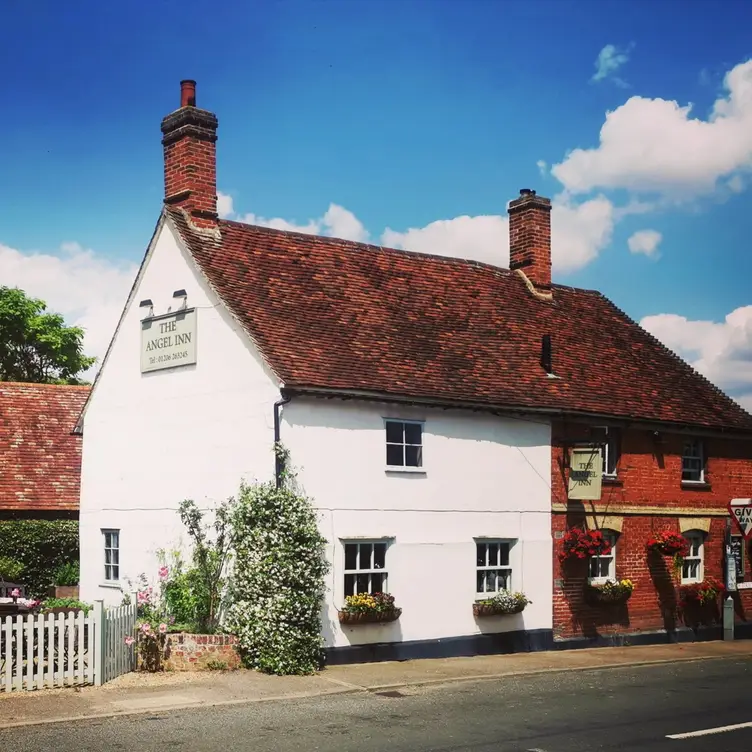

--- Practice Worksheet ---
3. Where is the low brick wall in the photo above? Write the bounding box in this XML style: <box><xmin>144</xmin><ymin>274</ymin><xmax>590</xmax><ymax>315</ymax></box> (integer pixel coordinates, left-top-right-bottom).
<box><xmin>165</xmin><ymin>633</ymin><xmax>241</xmax><ymax>671</ymax></box>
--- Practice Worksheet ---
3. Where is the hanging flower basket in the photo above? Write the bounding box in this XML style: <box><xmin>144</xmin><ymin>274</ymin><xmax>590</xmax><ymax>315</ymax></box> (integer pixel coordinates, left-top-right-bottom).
<box><xmin>473</xmin><ymin>590</ymin><xmax>530</xmax><ymax>617</ymax></box>
<box><xmin>646</xmin><ymin>532</ymin><xmax>689</xmax><ymax>558</ymax></box>
<box><xmin>558</xmin><ymin>528</ymin><xmax>612</xmax><ymax>564</ymax></box>
<box><xmin>678</xmin><ymin>577</ymin><xmax>725</xmax><ymax>609</ymax></box>
<box><xmin>338</xmin><ymin>593</ymin><xmax>401</xmax><ymax>625</ymax></box>
<box><xmin>584</xmin><ymin>579</ymin><xmax>634</xmax><ymax>606</ymax></box>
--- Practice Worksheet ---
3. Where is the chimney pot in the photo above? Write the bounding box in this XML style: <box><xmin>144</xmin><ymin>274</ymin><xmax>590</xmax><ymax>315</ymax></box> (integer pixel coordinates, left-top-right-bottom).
<box><xmin>180</xmin><ymin>80</ymin><xmax>197</xmax><ymax>108</ymax></box>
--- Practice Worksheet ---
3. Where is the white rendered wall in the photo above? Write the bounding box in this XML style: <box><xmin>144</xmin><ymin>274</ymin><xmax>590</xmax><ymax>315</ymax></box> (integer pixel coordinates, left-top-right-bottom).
<box><xmin>79</xmin><ymin>219</ymin><xmax>280</xmax><ymax>606</ymax></box>
<box><xmin>281</xmin><ymin>398</ymin><xmax>553</xmax><ymax>648</ymax></box>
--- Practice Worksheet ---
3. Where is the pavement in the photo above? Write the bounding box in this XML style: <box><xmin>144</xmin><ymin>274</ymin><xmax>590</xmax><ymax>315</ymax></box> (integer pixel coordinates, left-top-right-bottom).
<box><xmin>3</xmin><ymin>651</ymin><xmax>752</xmax><ymax>751</ymax></box>
<box><xmin>0</xmin><ymin>639</ymin><xmax>750</xmax><ymax>730</ymax></box>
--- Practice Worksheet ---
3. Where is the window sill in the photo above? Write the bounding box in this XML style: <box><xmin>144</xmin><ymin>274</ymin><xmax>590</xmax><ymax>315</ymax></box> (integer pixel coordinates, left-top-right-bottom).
<box><xmin>99</xmin><ymin>581</ymin><xmax>122</xmax><ymax>590</ymax></box>
<box><xmin>385</xmin><ymin>466</ymin><xmax>426</xmax><ymax>475</ymax></box>
<box><xmin>602</xmin><ymin>476</ymin><xmax>623</xmax><ymax>486</ymax></box>
<box><xmin>681</xmin><ymin>481</ymin><xmax>711</xmax><ymax>490</ymax></box>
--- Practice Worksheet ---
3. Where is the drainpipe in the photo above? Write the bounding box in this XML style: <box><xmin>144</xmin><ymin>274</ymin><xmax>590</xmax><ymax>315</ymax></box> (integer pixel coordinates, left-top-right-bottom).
<box><xmin>273</xmin><ymin>392</ymin><xmax>292</xmax><ymax>488</ymax></box>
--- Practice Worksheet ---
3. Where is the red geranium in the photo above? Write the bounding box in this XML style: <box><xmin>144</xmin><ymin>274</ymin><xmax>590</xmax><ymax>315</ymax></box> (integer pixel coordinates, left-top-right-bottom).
<box><xmin>646</xmin><ymin>531</ymin><xmax>689</xmax><ymax>558</ymax></box>
<box><xmin>678</xmin><ymin>576</ymin><xmax>725</xmax><ymax>608</ymax></box>
<box><xmin>559</xmin><ymin>528</ymin><xmax>612</xmax><ymax>563</ymax></box>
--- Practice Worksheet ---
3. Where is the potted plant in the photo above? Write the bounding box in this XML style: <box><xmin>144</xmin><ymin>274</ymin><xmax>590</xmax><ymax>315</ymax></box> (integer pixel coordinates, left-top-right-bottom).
<box><xmin>585</xmin><ymin>578</ymin><xmax>634</xmax><ymax>606</ymax></box>
<box><xmin>646</xmin><ymin>531</ymin><xmax>689</xmax><ymax>571</ymax></box>
<box><xmin>338</xmin><ymin>592</ymin><xmax>402</xmax><ymax>624</ymax></box>
<box><xmin>678</xmin><ymin>576</ymin><xmax>725</xmax><ymax>608</ymax></box>
<box><xmin>49</xmin><ymin>561</ymin><xmax>80</xmax><ymax>599</ymax></box>
<box><xmin>473</xmin><ymin>590</ymin><xmax>531</xmax><ymax>617</ymax></box>
<box><xmin>558</xmin><ymin>528</ymin><xmax>612</xmax><ymax>564</ymax></box>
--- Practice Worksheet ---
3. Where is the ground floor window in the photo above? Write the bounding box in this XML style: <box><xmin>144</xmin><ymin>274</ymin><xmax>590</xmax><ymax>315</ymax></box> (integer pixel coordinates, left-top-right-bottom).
<box><xmin>343</xmin><ymin>540</ymin><xmax>388</xmax><ymax>595</ymax></box>
<box><xmin>681</xmin><ymin>531</ymin><xmax>704</xmax><ymax>583</ymax></box>
<box><xmin>588</xmin><ymin>530</ymin><xmax>617</xmax><ymax>583</ymax></box>
<box><xmin>476</xmin><ymin>539</ymin><xmax>514</xmax><ymax>596</ymax></box>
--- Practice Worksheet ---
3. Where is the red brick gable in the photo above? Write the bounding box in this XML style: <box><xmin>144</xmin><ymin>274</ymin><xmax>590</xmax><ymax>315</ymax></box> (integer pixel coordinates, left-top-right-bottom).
<box><xmin>0</xmin><ymin>383</ymin><xmax>89</xmax><ymax>513</ymax></box>
<box><xmin>168</xmin><ymin>208</ymin><xmax>752</xmax><ymax>433</ymax></box>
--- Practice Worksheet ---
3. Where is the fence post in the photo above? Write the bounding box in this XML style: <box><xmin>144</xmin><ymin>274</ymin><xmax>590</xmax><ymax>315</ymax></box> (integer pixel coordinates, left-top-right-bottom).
<box><xmin>93</xmin><ymin>600</ymin><xmax>105</xmax><ymax>686</ymax></box>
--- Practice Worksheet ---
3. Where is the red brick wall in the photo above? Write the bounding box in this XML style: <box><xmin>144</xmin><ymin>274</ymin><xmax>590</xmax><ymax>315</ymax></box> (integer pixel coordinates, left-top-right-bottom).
<box><xmin>552</xmin><ymin>422</ymin><xmax>752</xmax><ymax>640</ymax></box>
<box><xmin>165</xmin><ymin>633</ymin><xmax>241</xmax><ymax>671</ymax></box>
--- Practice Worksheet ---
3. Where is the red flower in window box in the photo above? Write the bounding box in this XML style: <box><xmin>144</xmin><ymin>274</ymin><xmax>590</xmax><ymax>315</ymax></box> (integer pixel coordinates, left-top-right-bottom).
<box><xmin>678</xmin><ymin>576</ymin><xmax>725</xmax><ymax>609</ymax></box>
<box><xmin>558</xmin><ymin>528</ymin><xmax>612</xmax><ymax>564</ymax></box>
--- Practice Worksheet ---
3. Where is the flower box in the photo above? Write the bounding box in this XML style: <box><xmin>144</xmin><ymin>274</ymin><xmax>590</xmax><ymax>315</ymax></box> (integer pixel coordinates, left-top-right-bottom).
<box><xmin>338</xmin><ymin>608</ymin><xmax>402</xmax><ymax>625</ymax></box>
<box><xmin>473</xmin><ymin>590</ymin><xmax>531</xmax><ymax>617</ymax></box>
<box><xmin>584</xmin><ymin>579</ymin><xmax>634</xmax><ymax>606</ymax></box>
<box><xmin>679</xmin><ymin>577</ymin><xmax>725</xmax><ymax>608</ymax></box>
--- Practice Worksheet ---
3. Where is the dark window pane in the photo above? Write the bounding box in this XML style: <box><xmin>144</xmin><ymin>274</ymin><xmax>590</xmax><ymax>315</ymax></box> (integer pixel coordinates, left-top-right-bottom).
<box><xmin>499</xmin><ymin>543</ymin><xmax>510</xmax><ymax>566</ymax></box>
<box><xmin>371</xmin><ymin>572</ymin><xmax>385</xmax><ymax>592</ymax></box>
<box><xmin>476</xmin><ymin>543</ymin><xmax>487</xmax><ymax>567</ymax></box>
<box><xmin>112</xmin><ymin>566</ymin><xmax>119</xmax><ymax>581</ymax></box>
<box><xmin>499</xmin><ymin>570</ymin><xmax>510</xmax><ymax>590</ymax></box>
<box><xmin>344</xmin><ymin>573</ymin><xmax>356</xmax><ymax>595</ymax></box>
<box><xmin>356</xmin><ymin>574</ymin><xmax>370</xmax><ymax>593</ymax></box>
<box><xmin>386</xmin><ymin>421</ymin><xmax>404</xmax><ymax>444</ymax></box>
<box><xmin>112</xmin><ymin>549</ymin><xmax>119</xmax><ymax>565</ymax></box>
<box><xmin>476</xmin><ymin>571</ymin><xmax>484</xmax><ymax>592</ymax></box>
<box><xmin>359</xmin><ymin>543</ymin><xmax>373</xmax><ymax>570</ymax></box>
<box><xmin>112</xmin><ymin>532</ymin><xmax>119</xmax><ymax>547</ymax></box>
<box><xmin>105</xmin><ymin>549</ymin><xmax>112</xmax><ymax>565</ymax></box>
<box><xmin>344</xmin><ymin>544</ymin><xmax>357</xmax><ymax>570</ymax></box>
<box><xmin>404</xmin><ymin>423</ymin><xmax>422</xmax><ymax>445</ymax></box>
<box><xmin>488</xmin><ymin>545</ymin><xmax>499</xmax><ymax>566</ymax></box>
<box><xmin>387</xmin><ymin>443</ymin><xmax>404</xmax><ymax>466</ymax></box>
<box><xmin>405</xmin><ymin>445</ymin><xmax>422</xmax><ymax>467</ymax></box>
<box><xmin>374</xmin><ymin>543</ymin><xmax>386</xmax><ymax>569</ymax></box>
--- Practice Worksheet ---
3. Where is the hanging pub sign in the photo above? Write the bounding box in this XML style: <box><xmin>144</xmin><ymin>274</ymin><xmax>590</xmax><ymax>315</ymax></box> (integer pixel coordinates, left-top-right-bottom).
<box><xmin>140</xmin><ymin>308</ymin><xmax>197</xmax><ymax>373</ymax></box>
<box><xmin>567</xmin><ymin>446</ymin><xmax>603</xmax><ymax>500</ymax></box>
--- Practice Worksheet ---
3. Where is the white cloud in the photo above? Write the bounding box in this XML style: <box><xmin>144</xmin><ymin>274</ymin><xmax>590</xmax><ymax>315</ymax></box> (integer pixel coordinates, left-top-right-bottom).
<box><xmin>627</xmin><ymin>229</ymin><xmax>662</xmax><ymax>257</ymax></box>
<box><xmin>217</xmin><ymin>191</ymin><xmax>234</xmax><ymax>219</ymax></box>
<box><xmin>382</xmin><ymin>194</ymin><xmax>616</xmax><ymax>273</ymax></box>
<box><xmin>641</xmin><ymin>307</ymin><xmax>752</xmax><ymax>410</ymax></box>
<box><xmin>536</xmin><ymin>159</ymin><xmax>548</xmax><ymax>176</ymax></box>
<box><xmin>591</xmin><ymin>44</ymin><xmax>632</xmax><ymax>86</ymax></box>
<box><xmin>0</xmin><ymin>241</ymin><xmax>137</xmax><ymax>376</ymax></box>
<box><xmin>238</xmin><ymin>203</ymin><xmax>369</xmax><ymax>243</ymax></box>
<box><xmin>554</xmin><ymin>59</ymin><xmax>752</xmax><ymax>198</ymax></box>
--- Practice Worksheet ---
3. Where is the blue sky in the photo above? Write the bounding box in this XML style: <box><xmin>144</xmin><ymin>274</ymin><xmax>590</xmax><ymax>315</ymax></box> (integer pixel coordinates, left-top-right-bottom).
<box><xmin>2</xmin><ymin>0</ymin><xmax>752</xmax><ymax>403</ymax></box>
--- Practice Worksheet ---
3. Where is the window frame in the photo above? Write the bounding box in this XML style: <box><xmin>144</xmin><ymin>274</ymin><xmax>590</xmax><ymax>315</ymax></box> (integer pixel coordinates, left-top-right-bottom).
<box><xmin>681</xmin><ymin>531</ymin><xmax>705</xmax><ymax>584</ymax></box>
<box><xmin>342</xmin><ymin>539</ymin><xmax>390</xmax><ymax>597</ymax></box>
<box><xmin>681</xmin><ymin>439</ymin><xmax>706</xmax><ymax>484</ymax></box>
<box><xmin>588</xmin><ymin>530</ymin><xmax>617</xmax><ymax>584</ymax></box>
<box><xmin>593</xmin><ymin>426</ymin><xmax>620</xmax><ymax>478</ymax></box>
<box><xmin>102</xmin><ymin>528</ymin><xmax>121</xmax><ymax>584</ymax></box>
<box><xmin>384</xmin><ymin>418</ymin><xmax>424</xmax><ymax>471</ymax></box>
<box><xmin>475</xmin><ymin>538</ymin><xmax>515</xmax><ymax>598</ymax></box>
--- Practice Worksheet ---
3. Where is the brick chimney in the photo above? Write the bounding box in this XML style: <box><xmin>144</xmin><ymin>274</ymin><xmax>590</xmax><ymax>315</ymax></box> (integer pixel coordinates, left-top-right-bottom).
<box><xmin>161</xmin><ymin>80</ymin><xmax>218</xmax><ymax>227</ymax></box>
<box><xmin>508</xmin><ymin>189</ymin><xmax>552</xmax><ymax>292</ymax></box>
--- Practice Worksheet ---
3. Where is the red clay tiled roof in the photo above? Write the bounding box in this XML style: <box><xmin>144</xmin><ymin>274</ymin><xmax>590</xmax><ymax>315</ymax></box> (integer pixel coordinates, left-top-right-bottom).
<box><xmin>0</xmin><ymin>383</ymin><xmax>89</xmax><ymax>512</ymax></box>
<box><xmin>169</xmin><ymin>209</ymin><xmax>752</xmax><ymax>433</ymax></box>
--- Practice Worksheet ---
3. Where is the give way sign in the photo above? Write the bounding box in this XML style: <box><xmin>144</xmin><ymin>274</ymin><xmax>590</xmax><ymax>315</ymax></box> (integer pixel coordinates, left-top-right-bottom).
<box><xmin>729</xmin><ymin>498</ymin><xmax>752</xmax><ymax>540</ymax></box>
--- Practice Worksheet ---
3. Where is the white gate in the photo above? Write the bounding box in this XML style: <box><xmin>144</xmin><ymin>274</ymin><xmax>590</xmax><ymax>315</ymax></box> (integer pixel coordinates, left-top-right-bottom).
<box><xmin>0</xmin><ymin>601</ymin><xmax>136</xmax><ymax>692</ymax></box>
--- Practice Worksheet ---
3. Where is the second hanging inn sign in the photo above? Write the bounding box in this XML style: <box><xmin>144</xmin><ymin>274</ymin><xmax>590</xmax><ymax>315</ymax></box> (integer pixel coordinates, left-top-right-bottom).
<box><xmin>141</xmin><ymin>309</ymin><xmax>197</xmax><ymax>373</ymax></box>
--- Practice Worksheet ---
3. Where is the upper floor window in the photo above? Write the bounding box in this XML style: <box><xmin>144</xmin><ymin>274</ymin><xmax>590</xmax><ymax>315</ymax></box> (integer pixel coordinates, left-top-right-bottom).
<box><xmin>476</xmin><ymin>540</ymin><xmax>514</xmax><ymax>596</ymax></box>
<box><xmin>681</xmin><ymin>531</ymin><xmax>704</xmax><ymax>583</ymax></box>
<box><xmin>594</xmin><ymin>426</ymin><xmax>620</xmax><ymax>477</ymax></box>
<box><xmin>103</xmin><ymin>529</ymin><xmax>120</xmax><ymax>582</ymax></box>
<box><xmin>682</xmin><ymin>439</ymin><xmax>705</xmax><ymax>483</ymax></box>
<box><xmin>588</xmin><ymin>530</ymin><xmax>617</xmax><ymax>583</ymax></box>
<box><xmin>385</xmin><ymin>420</ymin><xmax>423</xmax><ymax>468</ymax></box>
<box><xmin>343</xmin><ymin>540</ymin><xmax>388</xmax><ymax>595</ymax></box>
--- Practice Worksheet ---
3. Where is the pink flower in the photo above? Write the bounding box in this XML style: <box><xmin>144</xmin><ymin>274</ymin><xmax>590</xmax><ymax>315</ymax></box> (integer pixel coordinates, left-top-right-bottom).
<box><xmin>137</xmin><ymin>589</ymin><xmax>151</xmax><ymax>605</ymax></box>
<box><xmin>159</xmin><ymin>623</ymin><xmax>167</xmax><ymax>634</ymax></box>
<box><xmin>124</xmin><ymin>636</ymin><xmax>135</xmax><ymax>646</ymax></box>
<box><xmin>10</xmin><ymin>588</ymin><xmax>20</xmax><ymax>598</ymax></box>
<box><xmin>158</xmin><ymin>566</ymin><xmax>169</xmax><ymax>580</ymax></box>
<box><xmin>139</xmin><ymin>622</ymin><xmax>152</xmax><ymax>634</ymax></box>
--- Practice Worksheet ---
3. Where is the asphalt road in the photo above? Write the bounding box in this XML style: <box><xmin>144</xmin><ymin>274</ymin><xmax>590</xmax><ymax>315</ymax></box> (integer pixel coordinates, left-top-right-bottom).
<box><xmin>3</xmin><ymin>658</ymin><xmax>752</xmax><ymax>751</ymax></box>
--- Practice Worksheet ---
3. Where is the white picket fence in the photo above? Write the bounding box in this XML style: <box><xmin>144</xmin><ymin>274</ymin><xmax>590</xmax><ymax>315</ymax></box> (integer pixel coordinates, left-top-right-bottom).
<box><xmin>0</xmin><ymin>601</ymin><xmax>136</xmax><ymax>692</ymax></box>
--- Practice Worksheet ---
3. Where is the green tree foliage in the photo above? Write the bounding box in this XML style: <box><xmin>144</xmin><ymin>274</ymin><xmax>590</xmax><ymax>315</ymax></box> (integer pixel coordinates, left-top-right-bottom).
<box><xmin>0</xmin><ymin>286</ymin><xmax>95</xmax><ymax>384</ymax></box>
<box><xmin>227</xmin><ymin>479</ymin><xmax>329</xmax><ymax>675</ymax></box>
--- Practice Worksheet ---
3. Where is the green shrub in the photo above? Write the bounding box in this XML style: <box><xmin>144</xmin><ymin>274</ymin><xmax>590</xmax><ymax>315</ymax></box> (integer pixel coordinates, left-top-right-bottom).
<box><xmin>226</xmin><ymin>478</ymin><xmax>329</xmax><ymax>675</ymax></box>
<box><xmin>0</xmin><ymin>556</ymin><xmax>25</xmax><ymax>582</ymax></box>
<box><xmin>40</xmin><ymin>597</ymin><xmax>91</xmax><ymax>614</ymax></box>
<box><xmin>53</xmin><ymin>560</ymin><xmax>79</xmax><ymax>586</ymax></box>
<box><xmin>0</xmin><ymin>520</ymin><xmax>79</xmax><ymax>597</ymax></box>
